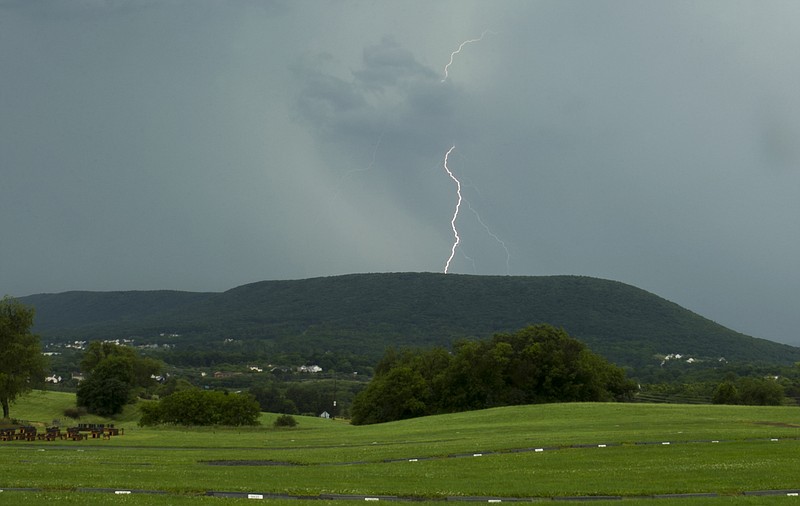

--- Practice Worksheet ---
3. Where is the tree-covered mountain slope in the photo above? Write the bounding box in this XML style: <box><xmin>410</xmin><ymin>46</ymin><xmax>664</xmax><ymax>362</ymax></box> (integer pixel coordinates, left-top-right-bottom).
<box><xmin>20</xmin><ymin>273</ymin><xmax>800</xmax><ymax>369</ymax></box>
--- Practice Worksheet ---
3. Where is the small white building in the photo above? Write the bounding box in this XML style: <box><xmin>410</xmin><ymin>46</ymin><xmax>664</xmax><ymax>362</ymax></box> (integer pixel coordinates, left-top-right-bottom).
<box><xmin>298</xmin><ymin>365</ymin><xmax>323</xmax><ymax>373</ymax></box>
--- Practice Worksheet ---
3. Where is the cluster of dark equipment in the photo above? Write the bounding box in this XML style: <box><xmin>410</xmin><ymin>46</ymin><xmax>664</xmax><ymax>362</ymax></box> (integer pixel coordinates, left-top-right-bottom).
<box><xmin>0</xmin><ymin>423</ymin><xmax>123</xmax><ymax>441</ymax></box>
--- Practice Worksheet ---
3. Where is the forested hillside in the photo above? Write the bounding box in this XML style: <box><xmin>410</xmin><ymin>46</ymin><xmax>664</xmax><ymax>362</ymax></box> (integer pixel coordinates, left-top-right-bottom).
<box><xmin>20</xmin><ymin>273</ymin><xmax>800</xmax><ymax>373</ymax></box>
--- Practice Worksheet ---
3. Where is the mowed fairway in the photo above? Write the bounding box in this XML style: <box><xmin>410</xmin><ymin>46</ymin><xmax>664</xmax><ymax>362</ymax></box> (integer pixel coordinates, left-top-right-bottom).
<box><xmin>1</xmin><ymin>391</ymin><xmax>799</xmax><ymax>505</ymax></box>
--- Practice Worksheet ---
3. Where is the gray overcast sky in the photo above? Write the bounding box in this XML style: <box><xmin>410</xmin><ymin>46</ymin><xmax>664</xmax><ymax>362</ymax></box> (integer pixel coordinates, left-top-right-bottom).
<box><xmin>2</xmin><ymin>1</ymin><xmax>799</xmax><ymax>346</ymax></box>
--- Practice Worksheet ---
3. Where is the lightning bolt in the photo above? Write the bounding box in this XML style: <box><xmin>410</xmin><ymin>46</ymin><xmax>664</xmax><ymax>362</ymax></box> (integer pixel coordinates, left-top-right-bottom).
<box><xmin>442</xmin><ymin>145</ymin><xmax>461</xmax><ymax>273</ymax></box>
<box><xmin>442</xmin><ymin>30</ymin><xmax>492</xmax><ymax>82</ymax></box>
<box><xmin>329</xmin><ymin>128</ymin><xmax>385</xmax><ymax>204</ymax></box>
<box><xmin>465</xmin><ymin>199</ymin><xmax>511</xmax><ymax>274</ymax></box>
<box><xmin>341</xmin><ymin>130</ymin><xmax>384</xmax><ymax>181</ymax></box>
<box><xmin>439</xmin><ymin>30</ymin><xmax>502</xmax><ymax>274</ymax></box>
<box><xmin>459</xmin><ymin>249</ymin><xmax>477</xmax><ymax>274</ymax></box>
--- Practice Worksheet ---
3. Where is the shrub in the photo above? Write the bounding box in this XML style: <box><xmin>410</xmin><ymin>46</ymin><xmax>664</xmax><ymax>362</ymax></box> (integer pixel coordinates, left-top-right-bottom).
<box><xmin>139</xmin><ymin>388</ymin><xmax>260</xmax><ymax>426</ymax></box>
<box><xmin>273</xmin><ymin>414</ymin><xmax>297</xmax><ymax>428</ymax></box>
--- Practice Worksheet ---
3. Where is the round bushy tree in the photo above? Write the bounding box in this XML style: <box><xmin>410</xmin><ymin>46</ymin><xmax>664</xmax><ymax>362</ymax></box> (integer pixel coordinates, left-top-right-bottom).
<box><xmin>76</xmin><ymin>355</ymin><xmax>134</xmax><ymax>416</ymax></box>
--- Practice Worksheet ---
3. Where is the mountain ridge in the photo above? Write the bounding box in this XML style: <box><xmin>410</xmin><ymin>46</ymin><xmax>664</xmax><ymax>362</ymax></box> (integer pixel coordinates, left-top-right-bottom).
<box><xmin>19</xmin><ymin>273</ymin><xmax>800</xmax><ymax>370</ymax></box>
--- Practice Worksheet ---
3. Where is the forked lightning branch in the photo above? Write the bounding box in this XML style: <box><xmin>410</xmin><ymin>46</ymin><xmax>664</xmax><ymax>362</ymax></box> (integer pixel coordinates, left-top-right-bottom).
<box><xmin>438</xmin><ymin>31</ymin><xmax>508</xmax><ymax>275</ymax></box>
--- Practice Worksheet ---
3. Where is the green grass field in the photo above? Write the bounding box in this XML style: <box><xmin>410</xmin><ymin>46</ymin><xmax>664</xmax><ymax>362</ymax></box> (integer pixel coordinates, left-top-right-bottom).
<box><xmin>2</xmin><ymin>390</ymin><xmax>799</xmax><ymax>505</ymax></box>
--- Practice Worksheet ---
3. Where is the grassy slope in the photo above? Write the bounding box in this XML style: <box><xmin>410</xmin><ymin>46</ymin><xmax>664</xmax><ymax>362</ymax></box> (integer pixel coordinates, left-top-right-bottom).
<box><xmin>3</xmin><ymin>389</ymin><xmax>141</xmax><ymax>428</ymax></box>
<box><xmin>2</xmin><ymin>390</ymin><xmax>799</xmax><ymax>506</ymax></box>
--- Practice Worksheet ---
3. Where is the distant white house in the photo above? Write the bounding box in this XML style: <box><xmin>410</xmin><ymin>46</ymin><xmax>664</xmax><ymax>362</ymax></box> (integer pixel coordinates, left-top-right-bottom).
<box><xmin>298</xmin><ymin>365</ymin><xmax>323</xmax><ymax>374</ymax></box>
<box><xmin>660</xmin><ymin>353</ymin><xmax>698</xmax><ymax>367</ymax></box>
<box><xmin>319</xmin><ymin>411</ymin><xmax>331</xmax><ymax>419</ymax></box>
<box><xmin>44</xmin><ymin>375</ymin><xmax>62</xmax><ymax>384</ymax></box>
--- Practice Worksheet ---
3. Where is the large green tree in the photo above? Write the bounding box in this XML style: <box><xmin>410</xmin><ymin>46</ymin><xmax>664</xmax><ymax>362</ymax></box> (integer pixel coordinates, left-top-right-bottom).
<box><xmin>76</xmin><ymin>355</ymin><xmax>136</xmax><ymax>416</ymax></box>
<box><xmin>351</xmin><ymin>324</ymin><xmax>636</xmax><ymax>425</ymax></box>
<box><xmin>76</xmin><ymin>341</ymin><xmax>162</xmax><ymax>415</ymax></box>
<box><xmin>0</xmin><ymin>297</ymin><xmax>48</xmax><ymax>419</ymax></box>
<box><xmin>350</xmin><ymin>366</ymin><xmax>429</xmax><ymax>425</ymax></box>
<box><xmin>80</xmin><ymin>341</ymin><xmax>162</xmax><ymax>389</ymax></box>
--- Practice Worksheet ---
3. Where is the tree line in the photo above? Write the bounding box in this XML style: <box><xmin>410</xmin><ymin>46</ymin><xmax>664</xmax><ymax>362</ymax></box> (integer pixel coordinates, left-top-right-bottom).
<box><xmin>3</xmin><ymin>296</ymin><xmax>798</xmax><ymax>425</ymax></box>
<box><xmin>350</xmin><ymin>324</ymin><xmax>637</xmax><ymax>425</ymax></box>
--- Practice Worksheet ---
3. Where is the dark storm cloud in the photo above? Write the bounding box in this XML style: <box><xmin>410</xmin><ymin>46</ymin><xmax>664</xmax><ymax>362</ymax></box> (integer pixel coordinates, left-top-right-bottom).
<box><xmin>293</xmin><ymin>36</ymin><xmax>457</xmax><ymax>152</ymax></box>
<box><xmin>2</xmin><ymin>0</ymin><xmax>799</xmax><ymax>347</ymax></box>
<box><xmin>294</xmin><ymin>69</ymin><xmax>368</xmax><ymax>125</ymax></box>
<box><xmin>355</xmin><ymin>37</ymin><xmax>439</xmax><ymax>90</ymax></box>
<box><xmin>290</xmin><ymin>34</ymin><xmax>475</xmax><ymax>251</ymax></box>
